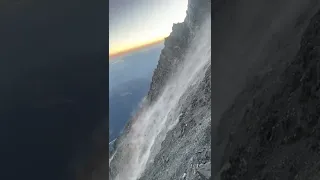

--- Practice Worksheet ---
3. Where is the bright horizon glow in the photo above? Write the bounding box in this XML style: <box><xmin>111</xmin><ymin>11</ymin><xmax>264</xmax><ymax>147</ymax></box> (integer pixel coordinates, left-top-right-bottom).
<box><xmin>109</xmin><ymin>0</ymin><xmax>188</xmax><ymax>59</ymax></box>
<box><xmin>109</xmin><ymin>37</ymin><xmax>165</xmax><ymax>59</ymax></box>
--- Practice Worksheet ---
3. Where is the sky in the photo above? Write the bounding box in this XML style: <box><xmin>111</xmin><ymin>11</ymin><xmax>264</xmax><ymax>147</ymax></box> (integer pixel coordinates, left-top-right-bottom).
<box><xmin>109</xmin><ymin>0</ymin><xmax>188</xmax><ymax>58</ymax></box>
<box><xmin>109</xmin><ymin>43</ymin><xmax>164</xmax><ymax>89</ymax></box>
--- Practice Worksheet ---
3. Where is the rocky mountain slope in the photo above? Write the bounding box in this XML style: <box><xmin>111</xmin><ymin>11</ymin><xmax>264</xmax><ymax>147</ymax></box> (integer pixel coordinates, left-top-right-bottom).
<box><xmin>147</xmin><ymin>0</ymin><xmax>211</xmax><ymax>103</ymax></box>
<box><xmin>210</xmin><ymin>0</ymin><xmax>320</xmax><ymax>179</ymax></box>
<box><xmin>108</xmin><ymin>0</ymin><xmax>320</xmax><ymax>179</ymax></box>
<box><xmin>109</xmin><ymin>0</ymin><xmax>211</xmax><ymax>180</ymax></box>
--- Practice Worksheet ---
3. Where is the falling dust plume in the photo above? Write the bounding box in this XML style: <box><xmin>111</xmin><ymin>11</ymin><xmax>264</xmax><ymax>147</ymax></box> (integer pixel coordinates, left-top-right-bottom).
<box><xmin>109</xmin><ymin>15</ymin><xmax>211</xmax><ymax>180</ymax></box>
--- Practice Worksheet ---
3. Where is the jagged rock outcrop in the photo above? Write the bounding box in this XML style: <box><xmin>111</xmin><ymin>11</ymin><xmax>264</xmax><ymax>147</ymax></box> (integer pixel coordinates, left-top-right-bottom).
<box><xmin>147</xmin><ymin>0</ymin><xmax>211</xmax><ymax>103</ymax></box>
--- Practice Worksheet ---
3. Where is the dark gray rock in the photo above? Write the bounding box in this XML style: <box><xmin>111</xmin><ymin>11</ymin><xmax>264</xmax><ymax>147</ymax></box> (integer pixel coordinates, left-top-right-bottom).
<box><xmin>217</xmin><ymin>2</ymin><xmax>320</xmax><ymax>180</ymax></box>
<box><xmin>197</xmin><ymin>162</ymin><xmax>212</xmax><ymax>179</ymax></box>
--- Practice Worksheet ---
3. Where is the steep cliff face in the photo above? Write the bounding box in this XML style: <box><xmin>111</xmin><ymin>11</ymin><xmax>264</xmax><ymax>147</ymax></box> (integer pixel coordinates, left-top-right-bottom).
<box><xmin>110</xmin><ymin>0</ymin><xmax>211</xmax><ymax>155</ymax></box>
<box><xmin>109</xmin><ymin>0</ymin><xmax>210</xmax><ymax>152</ymax></box>
<box><xmin>211</xmin><ymin>0</ymin><xmax>320</xmax><ymax>179</ymax></box>
<box><xmin>147</xmin><ymin>0</ymin><xmax>211</xmax><ymax>103</ymax></box>
<box><xmin>109</xmin><ymin>0</ymin><xmax>211</xmax><ymax>180</ymax></box>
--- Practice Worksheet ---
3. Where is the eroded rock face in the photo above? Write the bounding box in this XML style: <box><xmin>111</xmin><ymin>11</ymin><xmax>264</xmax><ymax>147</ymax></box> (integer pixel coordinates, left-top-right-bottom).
<box><xmin>216</xmin><ymin>2</ymin><xmax>320</xmax><ymax>180</ymax></box>
<box><xmin>147</xmin><ymin>0</ymin><xmax>211</xmax><ymax>103</ymax></box>
<box><xmin>138</xmin><ymin>65</ymin><xmax>211</xmax><ymax>180</ymax></box>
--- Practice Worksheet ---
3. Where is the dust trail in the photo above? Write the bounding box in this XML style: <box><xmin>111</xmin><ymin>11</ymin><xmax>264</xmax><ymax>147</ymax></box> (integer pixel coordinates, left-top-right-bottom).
<box><xmin>110</xmin><ymin>15</ymin><xmax>211</xmax><ymax>180</ymax></box>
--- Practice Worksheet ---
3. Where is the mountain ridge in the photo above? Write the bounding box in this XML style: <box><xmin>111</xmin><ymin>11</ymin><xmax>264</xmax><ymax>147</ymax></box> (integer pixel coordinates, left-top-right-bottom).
<box><xmin>109</xmin><ymin>0</ymin><xmax>211</xmax><ymax>180</ymax></box>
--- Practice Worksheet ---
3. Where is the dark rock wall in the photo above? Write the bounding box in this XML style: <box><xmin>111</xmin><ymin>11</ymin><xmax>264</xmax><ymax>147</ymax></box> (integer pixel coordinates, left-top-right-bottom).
<box><xmin>214</xmin><ymin>1</ymin><xmax>320</xmax><ymax>180</ymax></box>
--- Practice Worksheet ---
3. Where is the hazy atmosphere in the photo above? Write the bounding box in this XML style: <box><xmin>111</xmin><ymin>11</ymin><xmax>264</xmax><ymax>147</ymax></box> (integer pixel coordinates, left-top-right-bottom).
<box><xmin>109</xmin><ymin>0</ymin><xmax>188</xmax><ymax>57</ymax></box>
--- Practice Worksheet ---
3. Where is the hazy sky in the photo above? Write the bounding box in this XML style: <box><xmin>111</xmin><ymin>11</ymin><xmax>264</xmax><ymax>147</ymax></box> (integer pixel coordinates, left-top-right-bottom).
<box><xmin>109</xmin><ymin>0</ymin><xmax>188</xmax><ymax>56</ymax></box>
